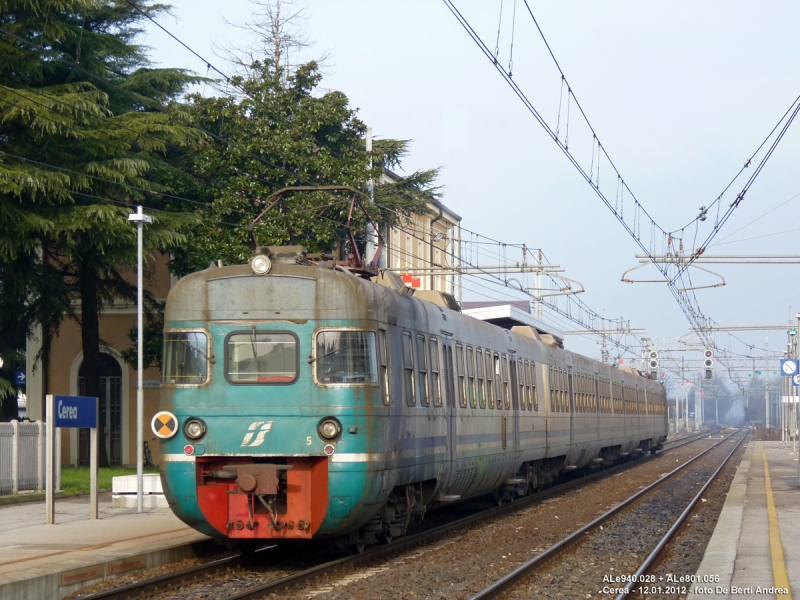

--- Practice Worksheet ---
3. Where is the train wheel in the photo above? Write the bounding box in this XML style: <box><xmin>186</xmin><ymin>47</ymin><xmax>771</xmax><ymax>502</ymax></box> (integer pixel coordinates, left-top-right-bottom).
<box><xmin>381</xmin><ymin>530</ymin><xmax>393</xmax><ymax>545</ymax></box>
<box><xmin>350</xmin><ymin>541</ymin><xmax>365</xmax><ymax>555</ymax></box>
<box><xmin>349</xmin><ymin>530</ymin><xmax>366</xmax><ymax>555</ymax></box>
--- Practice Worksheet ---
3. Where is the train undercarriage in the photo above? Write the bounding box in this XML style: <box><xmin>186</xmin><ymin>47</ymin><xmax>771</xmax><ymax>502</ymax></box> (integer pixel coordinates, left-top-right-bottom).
<box><xmin>196</xmin><ymin>439</ymin><xmax>662</xmax><ymax>553</ymax></box>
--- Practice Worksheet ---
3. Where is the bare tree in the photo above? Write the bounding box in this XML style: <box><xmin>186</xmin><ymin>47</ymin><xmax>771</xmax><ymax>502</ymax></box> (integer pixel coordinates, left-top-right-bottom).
<box><xmin>219</xmin><ymin>0</ymin><xmax>323</xmax><ymax>79</ymax></box>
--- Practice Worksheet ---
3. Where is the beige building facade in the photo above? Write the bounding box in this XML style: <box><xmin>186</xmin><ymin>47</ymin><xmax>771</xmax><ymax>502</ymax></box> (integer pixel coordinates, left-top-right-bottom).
<box><xmin>380</xmin><ymin>170</ymin><xmax>462</xmax><ymax>300</ymax></box>
<box><xmin>25</xmin><ymin>255</ymin><xmax>172</xmax><ymax>466</ymax></box>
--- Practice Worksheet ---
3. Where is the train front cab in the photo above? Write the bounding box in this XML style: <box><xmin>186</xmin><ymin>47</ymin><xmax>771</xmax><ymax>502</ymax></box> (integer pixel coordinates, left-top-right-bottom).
<box><xmin>157</xmin><ymin>318</ymin><xmax>385</xmax><ymax>543</ymax></box>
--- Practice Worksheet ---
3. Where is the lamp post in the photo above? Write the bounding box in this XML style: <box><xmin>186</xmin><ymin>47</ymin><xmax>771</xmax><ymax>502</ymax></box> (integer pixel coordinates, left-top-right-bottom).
<box><xmin>128</xmin><ymin>206</ymin><xmax>152</xmax><ymax>513</ymax></box>
<box><xmin>795</xmin><ymin>313</ymin><xmax>800</xmax><ymax>456</ymax></box>
<box><xmin>796</xmin><ymin>313</ymin><xmax>800</xmax><ymax>481</ymax></box>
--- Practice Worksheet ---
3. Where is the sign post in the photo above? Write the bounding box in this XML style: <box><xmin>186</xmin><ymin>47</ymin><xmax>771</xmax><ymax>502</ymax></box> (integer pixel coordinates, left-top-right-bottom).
<box><xmin>46</xmin><ymin>395</ymin><xmax>99</xmax><ymax>524</ymax></box>
<box><xmin>45</xmin><ymin>394</ymin><xmax>54</xmax><ymax>525</ymax></box>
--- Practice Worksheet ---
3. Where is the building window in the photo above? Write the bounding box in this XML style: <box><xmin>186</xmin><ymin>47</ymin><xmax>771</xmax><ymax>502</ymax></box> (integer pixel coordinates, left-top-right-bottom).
<box><xmin>434</xmin><ymin>248</ymin><xmax>442</xmax><ymax>291</ymax></box>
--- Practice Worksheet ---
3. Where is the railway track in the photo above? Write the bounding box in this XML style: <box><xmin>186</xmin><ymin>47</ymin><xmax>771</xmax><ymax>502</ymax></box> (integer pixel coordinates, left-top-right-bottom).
<box><xmin>78</xmin><ymin>427</ymin><xmax>727</xmax><ymax>600</ymax></box>
<box><xmin>468</xmin><ymin>428</ymin><xmax>747</xmax><ymax>600</ymax></box>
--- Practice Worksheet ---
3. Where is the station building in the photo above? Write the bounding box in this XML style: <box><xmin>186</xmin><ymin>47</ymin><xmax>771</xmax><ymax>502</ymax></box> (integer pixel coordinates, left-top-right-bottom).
<box><xmin>25</xmin><ymin>255</ymin><xmax>173</xmax><ymax>467</ymax></box>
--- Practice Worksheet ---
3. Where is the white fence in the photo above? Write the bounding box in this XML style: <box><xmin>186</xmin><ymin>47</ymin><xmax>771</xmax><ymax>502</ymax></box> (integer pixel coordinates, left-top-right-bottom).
<box><xmin>0</xmin><ymin>420</ymin><xmax>47</xmax><ymax>495</ymax></box>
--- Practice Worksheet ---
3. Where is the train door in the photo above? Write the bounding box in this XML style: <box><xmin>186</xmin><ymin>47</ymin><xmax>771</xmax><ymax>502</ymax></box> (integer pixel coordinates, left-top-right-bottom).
<box><xmin>567</xmin><ymin>367</ymin><xmax>575</xmax><ymax>453</ymax></box>
<box><xmin>508</xmin><ymin>357</ymin><xmax>520</xmax><ymax>455</ymax></box>
<box><xmin>441</xmin><ymin>337</ymin><xmax>456</xmax><ymax>466</ymax></box>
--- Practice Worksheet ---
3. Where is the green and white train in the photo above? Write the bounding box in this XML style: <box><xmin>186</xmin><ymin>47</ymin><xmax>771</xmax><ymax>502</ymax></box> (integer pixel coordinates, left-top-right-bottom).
<box><xmin>155</xmin><ymin>246</ymin><xmax>668</xmax><ymax>550</ymax></box>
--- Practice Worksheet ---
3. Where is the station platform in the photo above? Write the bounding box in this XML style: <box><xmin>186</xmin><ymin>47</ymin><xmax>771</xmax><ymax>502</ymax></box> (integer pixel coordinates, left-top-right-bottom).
<box><xmin>0</xmin><ymin>491</ymin><xmax>211</xmax><ymax>600</ymax></box>
<box><xmin>688</xmin><ymin>440</ymin><xmax>800</xmax><ymax>599</ymax></box>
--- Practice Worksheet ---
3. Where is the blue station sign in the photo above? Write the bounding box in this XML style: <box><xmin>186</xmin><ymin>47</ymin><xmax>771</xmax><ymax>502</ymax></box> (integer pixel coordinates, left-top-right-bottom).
<box><xmin>54</xmin><ymin>395</ymin><xmax>98</xmax><ymax>428</ymax></box>
<box><xmin>780</xmin><ymin>359</ymin><xmax>799</xmax><ymax>376</ymax></box>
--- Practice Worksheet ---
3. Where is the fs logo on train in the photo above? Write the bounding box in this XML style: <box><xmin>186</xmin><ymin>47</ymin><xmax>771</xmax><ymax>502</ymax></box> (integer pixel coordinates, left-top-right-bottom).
<box><xmin>241</xmin><ymin>421</ymin><xmax>274</xmax><ymax>447</ymax></box>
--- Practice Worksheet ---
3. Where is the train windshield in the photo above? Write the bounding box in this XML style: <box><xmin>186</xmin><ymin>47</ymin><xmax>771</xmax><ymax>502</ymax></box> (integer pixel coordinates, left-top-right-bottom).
<box><xmin>226</xmin><ymin>332</ymin><xmax>298</xmax><ymax>384</ymax></box>
<box><xmin>315</xmin><ymin>331</ymin><xmax>378</xmax><ymax>385</ymax></box>
<box><xmin>162</xmin><ymin>331</ymin><xmax>209</xmax><ymax>385</ymax></box>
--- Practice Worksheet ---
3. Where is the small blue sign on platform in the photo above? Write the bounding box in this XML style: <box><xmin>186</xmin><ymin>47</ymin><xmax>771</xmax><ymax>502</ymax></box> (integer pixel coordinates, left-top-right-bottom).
<box><xmin>780</xmin><ymin>359</ymin><xmax>799</xmax><ymax>376</ymax></box>
<box><xmin>793</xmin><ymin>374</ymin><xmax>800</xmax><ymax>387</ymax></box>
<box><xmin>54</xmin><ymin>395</ymin><xmax>98</xmax><ymax>428</ymax></box>
<box><xmin>14</xmin><ymin>371</ymin><xmax>26</xmax><ymax>385</ymax></box>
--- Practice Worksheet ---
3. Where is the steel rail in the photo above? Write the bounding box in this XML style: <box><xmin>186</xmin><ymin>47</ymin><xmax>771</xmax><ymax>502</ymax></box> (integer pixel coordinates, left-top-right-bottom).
<box><xmin>219</xmin><ymin>430</ymin><xmax>726</xmax><ymax>600</ymax></box>
<box><xmin>613</xmin><ymin>432</ymin><xmax>749</xmax><ymax>600</ymax></box>
<box><xmin>79</xmin><ymin>553</ymin><xmax>248</xmax><ymax>600</ymax></box>
<box><xmin>662</xmin><ymin>427</ymin><xmax>724</xmax><ymax>450</ymax></box>
<box><xmin>466</xmin><ymin>428</ymin><xmax>742</xmax><ymax>600</ymax></box>
<box><xmin>80</xmin><ymin>428</ymin><xmax>721</xmax><ymax>600</ymax></box>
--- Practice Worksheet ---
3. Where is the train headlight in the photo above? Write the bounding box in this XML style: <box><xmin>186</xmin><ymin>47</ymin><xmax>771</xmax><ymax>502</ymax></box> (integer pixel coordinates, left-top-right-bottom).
<box><xmin>318</xmin><ymin>418</ymin><xmax>342</xmax><ymax>441</ymax></box>
<box><xmin>184</xmin><ymin>418</ymin><xmax>207</xmax><ymax>440</ymax></box>
<box><xmin>250</xmin><ymin>254</ymin><xmax>271</xmax><ymax>275</ymax></box>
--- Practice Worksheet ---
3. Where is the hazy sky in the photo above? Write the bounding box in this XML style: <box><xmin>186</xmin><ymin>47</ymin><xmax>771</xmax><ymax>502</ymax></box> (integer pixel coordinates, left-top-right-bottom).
<box><xmin>143</xmin><ymin>1</ymin><xmax>800</xmax><ymax>374</ymax></box>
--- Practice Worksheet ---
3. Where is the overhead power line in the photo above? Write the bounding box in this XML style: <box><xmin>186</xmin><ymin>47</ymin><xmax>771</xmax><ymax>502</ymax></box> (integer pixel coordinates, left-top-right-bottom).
<box><xmin>442</xmin><ymin>0</ymin><xmax>800</xmax><ymax>354</ymax></box>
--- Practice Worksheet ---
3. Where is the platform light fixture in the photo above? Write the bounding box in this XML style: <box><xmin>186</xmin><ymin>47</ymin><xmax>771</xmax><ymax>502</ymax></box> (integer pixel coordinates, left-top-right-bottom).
<box><xmin>128</xmin><ymin>205</ymin><xmax>152</xmax><ymax>514</ymax></box>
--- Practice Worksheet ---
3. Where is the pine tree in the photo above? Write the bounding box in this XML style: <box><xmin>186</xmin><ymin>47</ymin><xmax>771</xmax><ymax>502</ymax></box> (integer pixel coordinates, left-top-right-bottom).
<box><xmin>0</xmin><ymin>0</ymin><xmax>204</xmax><ymax>464</ymax></box>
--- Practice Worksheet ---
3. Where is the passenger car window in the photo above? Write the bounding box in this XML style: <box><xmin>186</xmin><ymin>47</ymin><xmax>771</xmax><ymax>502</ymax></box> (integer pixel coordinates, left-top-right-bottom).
<box><xmin>163</xmin><ymin>331</ymin><xmax>209</xmax><ymax>385</ymax></box>
<box><xmin>466</xmin><ymin>346</ymin><xmax>477</xmax><ymax>408</ymax></box>
<box><xmin>228</xmin><ymin>331</ymin><xmax>297</xmax><ymax>384</ymax></box>
<box><xmin>486</xmin><ymin>351</ymin><xmax>495</xmax><ymax>409</ymax></box>
<box><xmin>378</xmin><ymin>329</ymin><xmax>389</xmax><ymax>405</ymax></box>
<box><xmin>456</xmin><ymin>344</ymin><xmax>466</xmax><ymax>408</ymax></box>
<box><xmin>430</xmin><ymin>337</ymin><xmax>441</xmax><ymax>406</ymax></box>
<box><xmin>501</xmin><ymin>354</ymin><xmax>510</xmax><ymax>409</ymax></box>
<box><xmin>476</xmin><ymin>349</ymin><xmax>485</xmax><ymax>408</ymax></box>
<box><xmin>493</xmin><ymin>353</ymin><xmax>502</xmax><ymax>409</ymax></box>
<box><xmin>417</xmin><ymin>334</ymin><xmax>429</xmax><ymax>406</ymax></box>
<box><xmin>402</xmin><ymin>331</ymin><xmax>415</xmax><ymax>405</ymax></box>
